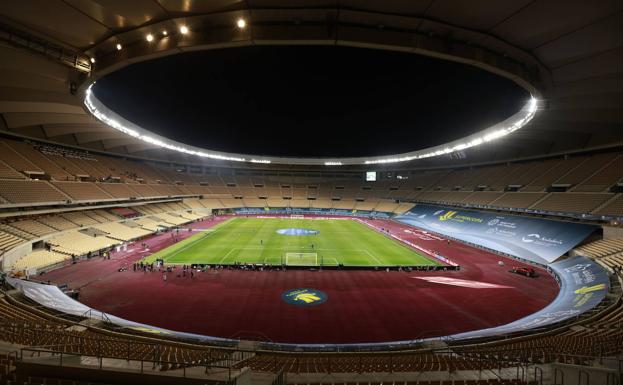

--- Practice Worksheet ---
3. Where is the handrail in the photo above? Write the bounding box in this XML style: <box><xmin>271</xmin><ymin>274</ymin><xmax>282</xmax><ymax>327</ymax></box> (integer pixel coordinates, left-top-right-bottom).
<box><xmin>18</xmin><ymin>347</ymin><xmax>239</xmax><ymax>381</ymax></box>
<box><xmin>4</xmin><ymin>320</ymin><xmax>623</xmax><ymax>375</ymax></box>
<box><xmin>2</xmin><ymin>312</ymin><xmax>622</xmax><ymax>362</ymax></box>
<box><xmin>0</xmin><ymin>21</ymin><xmax>91</xmax><ymax>73</ymax></box>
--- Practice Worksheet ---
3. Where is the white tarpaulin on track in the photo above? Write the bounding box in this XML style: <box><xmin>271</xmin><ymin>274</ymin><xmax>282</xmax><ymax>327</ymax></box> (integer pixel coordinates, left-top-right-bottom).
<box><xmin>6</xmin><ymin>277</ymin><xmax>234</xmax><ymax>344</ymax></box>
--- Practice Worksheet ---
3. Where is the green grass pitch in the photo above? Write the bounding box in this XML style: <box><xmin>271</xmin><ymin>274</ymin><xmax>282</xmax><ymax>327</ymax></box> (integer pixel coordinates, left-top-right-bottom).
<box><xmin>143</xmin><ymin>217</ymin><xmax>439</xmax><ymax>267</ymax></box>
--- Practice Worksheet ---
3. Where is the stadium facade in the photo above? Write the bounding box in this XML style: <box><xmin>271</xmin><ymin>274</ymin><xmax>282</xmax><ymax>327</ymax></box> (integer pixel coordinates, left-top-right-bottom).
<box><xmin>0</xmin><ymin>2</ymin><xmax>622</xmax><ymax>385</ymax></box>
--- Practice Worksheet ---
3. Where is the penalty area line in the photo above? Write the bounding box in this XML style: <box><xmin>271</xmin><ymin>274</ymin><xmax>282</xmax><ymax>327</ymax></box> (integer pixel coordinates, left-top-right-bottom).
<box><xmin>363</xmin><ymin>249</ymin><xmax>383</xmax><ymax>265</ymax></box>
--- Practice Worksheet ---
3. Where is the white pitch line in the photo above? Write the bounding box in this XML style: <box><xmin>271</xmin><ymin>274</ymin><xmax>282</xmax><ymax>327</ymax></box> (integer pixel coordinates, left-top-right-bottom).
<box><xmin>160</xmin><ymin>232</ymin><xmax>212</xmax><ymax>262</ymax></box>
<box><xmin>322</xmin><ymin>257</ymin><xmax>339</xmax><ymax>266</ymax></box>
<box><xmin>363</xmin><ymin>249</ymin><xmax>383</xmax><ymax>265</ymax></box>
<box><xmin>220</xmin><ymin>247</ymin><xmax>238</xmax><ymax>263</ymax></box>
<box><xmin>263</xmin><ymin>256</ymin><xmax>282</xmax><ymax>264</ymax></box>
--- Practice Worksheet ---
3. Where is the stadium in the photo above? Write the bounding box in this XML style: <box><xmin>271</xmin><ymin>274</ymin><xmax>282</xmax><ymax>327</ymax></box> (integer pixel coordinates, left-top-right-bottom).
<box><xmin>0</xmin><ymin>1</ymin><xmax>622</xmax><ymax>385</ymax></box>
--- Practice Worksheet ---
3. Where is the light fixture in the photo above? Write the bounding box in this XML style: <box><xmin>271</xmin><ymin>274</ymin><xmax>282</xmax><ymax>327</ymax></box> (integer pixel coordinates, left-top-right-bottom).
<box><xmin>146</xmin><ymin>34</ymin><xmax>154</xmax><ymax>42</ymax></box>
<box><xmin>237</xmin><ymin>18</ymin><xmax>247</xmax><ymax>29</ymax></box>
<box><xmin>162</xmin><ymin>30</ymin><xmax>168</xmax><ymax>36</ymax></box>
<box><xmin>84</xmin><ymin>83</ymin><xmax>538</xmax><ymax>166</ymax></box>
<box><xmin>179</xmin><ymin>25</ymin><xmax>189</xmax><ymax>34</ymax></box>
<box><xmin>90</xmin><ymin>57</ymin><xmax>95</xmax><ymax>63</ymax></box>
<box><xmin>116</xmin><ymin>43</ymin><xmax>122</xmax><ymax>50</ymax></box>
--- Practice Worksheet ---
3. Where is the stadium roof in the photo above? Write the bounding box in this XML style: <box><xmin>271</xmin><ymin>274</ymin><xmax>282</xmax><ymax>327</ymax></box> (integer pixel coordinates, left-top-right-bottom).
<box><xmin>0</xmin><ymin>1</ymin><xmax>622</xmax><ymax>169</ymax></box>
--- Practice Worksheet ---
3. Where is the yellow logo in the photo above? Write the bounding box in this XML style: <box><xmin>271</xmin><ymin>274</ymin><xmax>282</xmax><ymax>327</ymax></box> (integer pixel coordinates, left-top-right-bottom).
<box><xmin>439</xmin><ymin>211</ymin><xmax>457</xmax><ymax>221</ymax></box>
<box><xmin>574</xmin><ymin>283</ymin><xmax>606</xmax><ymax>294</ymax></box>
<box><xmin>294</xmin><ymin>293</ymin><xmax>322</xmax><ymax>303</ymax></box>
<box><xmin>282</xmin><ymin>288</ymin><xmax>328</xmax><ymax>306</ymax></box>
<box><xmin>129</xmin><ymin>326</ymin><xmax>171</xmax><ymax>335</ymax></box>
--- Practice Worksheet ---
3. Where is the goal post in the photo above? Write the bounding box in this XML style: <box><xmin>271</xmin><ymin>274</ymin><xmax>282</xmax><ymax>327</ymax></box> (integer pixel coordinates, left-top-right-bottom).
<box><xmin>284</xmin><ymin>252</ymin><xmax>318</xmax><ymax>266</ymax></box>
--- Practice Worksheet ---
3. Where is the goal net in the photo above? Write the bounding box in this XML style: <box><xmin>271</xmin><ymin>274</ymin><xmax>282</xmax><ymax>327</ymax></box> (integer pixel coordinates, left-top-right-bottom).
<box><xmin>285</xmin><ymin>252</ymin><xmax>318</xmax><ymax>266</ymax></box>
<box><xmin>290</xmin><ymin>214</ymin><xmax>304</xmax><ymax>219</ymax></box>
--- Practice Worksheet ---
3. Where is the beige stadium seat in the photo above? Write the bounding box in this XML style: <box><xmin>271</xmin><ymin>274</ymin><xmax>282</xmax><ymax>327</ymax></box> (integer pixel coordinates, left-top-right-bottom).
<box><xmin>594</xmin><ymin>194</ymin><xmax>623</xmax><ymax>216</ymax></box>
<box><xmin>0</xmin><ymin>180</ymin><xmax>68</xmax><ymax>204</ymax></box>
<box><xmin>491</xmin><ymin>192</ymin><xmax>547</xmax><ymax>209</ymax></box>
<box><xmin>96</xmin><ymin>183</ymin><xmax>140</xmax><ymax>199</ymax></box>
<box><xmin>152</xmin><ymin>213</ymin><xmax>187</xmax><ymax>226</ymax></box>
<box><xmin>60</xmin><ymin>212</ymin><xmax>100</xmax><ymax>226</ymax></box>
<box><xmin>0</xmin><ymin>160</ymin><xmax>26</xmax><ymax>179</ymax></box>
<box><xmin>0</xmin><ymin>231</ymin><xmax>25</xmax><ymax>251</ymax></box>
<box><xmin>11</xmin><ymin>250</ymin><xmax>70</xmax><ymax>271</ymax></box>
<box><xmin>52</xmin><ymin>181</ymin><xmax>113</xmax><ymax>201</ymax></box>
<box><xmin>375</xmin><ymin>200</ymin><xmax>399</xmax><ymax>213</ymax></box>
<box><xmin>576</xmin><ymin>238</ymin><xmax>623</xmax><ymax>259</ymax></box>
<box><xmin>462</xmin><ymin>191</ymin><xmax>504</xmax><ymax>205</ymax></box>
<box><xmin>49</xmin><ymin>231</ymin><xmax>121</xmax><ymax>255</ymax></box>
<box><xmin>575</xmin><ymin>155</ymin><xmax>623</xmax><ymax>192</ymax></box>
<box><xmin>6</xmin><ymin>219</ymin><xmax>56</xmax><ymax>238</ymax></box>
<box><xmin>0</xmin><ymin>140</ymin><xmax>42</xmax><ymax>174</ymax></box>
<box><xmin>532</xmin><ymin>193</ymin><xmax>613</xmax><ymax>213</ymax></box>
<box><xmin>182</xmin><ymin>198</ymin><xmax>205</xmax><ymax>209</ymax></box>
<box><xmin>0</xmin><ymin>223</ymin><xmax>35</xmax><ymax>240</ymax></box>
<box><xmin>555</xmin><ymin>153</ymin><xmax>618</xmax><ymax>186</ymax></box>
<box><xmin>37</xmin><ymin>215</ymin><xmax>78</xmax><ymax>231</ymax></box>
<box><xmin>134</xmin><ymin>217</ymin><xmax>162</xmax><ymax>231</ymax></box>
<box><xmin>2</xmin><ymin>140</ymin><xmax>71</xmax><ymax>180</ymax></box>
<box><xmin>93</xmin><ymin>222</ymin><xmax>152</xmax><ymax>241</ymax></box>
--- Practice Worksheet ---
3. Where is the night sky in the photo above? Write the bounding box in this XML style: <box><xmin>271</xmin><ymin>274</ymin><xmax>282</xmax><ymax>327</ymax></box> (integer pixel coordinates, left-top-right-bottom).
<box><xmin>94</xmin><ymin>46</ymin><xmax>529</xmax><ymax>158</ymax></box>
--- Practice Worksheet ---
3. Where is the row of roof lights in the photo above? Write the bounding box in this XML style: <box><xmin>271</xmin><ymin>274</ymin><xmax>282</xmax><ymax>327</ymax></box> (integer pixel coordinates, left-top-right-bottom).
<box><xmin>84</xmin><ymin>85</ymin><xmax>271</xmax><ymax>164</ymax></box>
<box><xmin>364</xmin><ymin>97</ymin><xmax>538</xmax><ymax>165</ymax></box>
<box><xmin>138</xmin><ymin>20</ymin><xmax>245</xmax><ymax>43</ymax></box>
<box><xmin>88</xmin><ymin>19</ymin><xmax>247</xmax><ymax>62</ymax></box>
<box><xmin>85</xmin><ymin>84</ymin><xmax>537</xmax><ymax>166</ymax></box>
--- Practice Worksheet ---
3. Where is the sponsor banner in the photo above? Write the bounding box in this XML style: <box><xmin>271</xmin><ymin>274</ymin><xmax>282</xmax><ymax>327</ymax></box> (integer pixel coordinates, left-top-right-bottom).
<box><xmin>395</xmin><ymin>204</ymin><xmax>598</xmax><ymax>263</ymax></box>
<box><xmin>234</xmin><ymin>207</ymin><xmax>392</xmax><ymax>219</ymax></box>
<box><xmin>6</xmin><ymin>278</ymin><xmax>235</xmax><ymax>345</ymax></box>
<box><xmin>447</xmin><ymin>255</ymin><xmax>609</xmax><ymax>340</ymax></box>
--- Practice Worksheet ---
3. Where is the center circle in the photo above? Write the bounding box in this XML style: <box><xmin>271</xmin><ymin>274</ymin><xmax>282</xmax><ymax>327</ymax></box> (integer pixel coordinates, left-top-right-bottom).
<box><xmin>282</xmin><ymin>288</ymin><xmax>328</xmax><ymax>307</ymax></box>
<box><xmin>276</xmin><ymin>228</ymin><xmax>319</xmax><ymax>236</ymax></box>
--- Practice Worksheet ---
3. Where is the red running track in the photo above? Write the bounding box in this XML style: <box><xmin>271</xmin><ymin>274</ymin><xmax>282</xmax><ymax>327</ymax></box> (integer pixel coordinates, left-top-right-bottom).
<box><xmin>38</xmin><ymin>216</ymin><xmax>559</xmax><ymax>345</ymax></box>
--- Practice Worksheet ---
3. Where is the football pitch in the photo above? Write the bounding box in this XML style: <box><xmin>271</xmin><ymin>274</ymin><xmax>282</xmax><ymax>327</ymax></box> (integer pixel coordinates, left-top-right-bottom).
<box><xmin>143</xmin><ymin>217</ymin><xmax>439</xmax><ymax>267</ymax></box>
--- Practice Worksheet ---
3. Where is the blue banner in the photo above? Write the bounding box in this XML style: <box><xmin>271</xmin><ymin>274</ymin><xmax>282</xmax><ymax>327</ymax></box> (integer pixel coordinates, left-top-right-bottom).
<box><xmin>447</xmin><ymin>255</ymin><xmax>609</xmax><ymax>340</ymax></box>
<box><xmin>395</xmin><ymin>204</ymin><xmax>598</xmax><ymax>264</ymax></box>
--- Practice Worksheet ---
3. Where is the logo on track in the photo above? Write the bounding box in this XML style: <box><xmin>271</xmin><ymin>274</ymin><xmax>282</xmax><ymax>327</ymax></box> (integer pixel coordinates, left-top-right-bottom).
<box><xmin>438</xmin><ymin>211</ymin><xmax>457</xmax><ymax>221</ymax></box>
<box><xmin>282</xmin><ymin>288</ymin><xmax>328</xmax><ymax>306</ymax></box>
